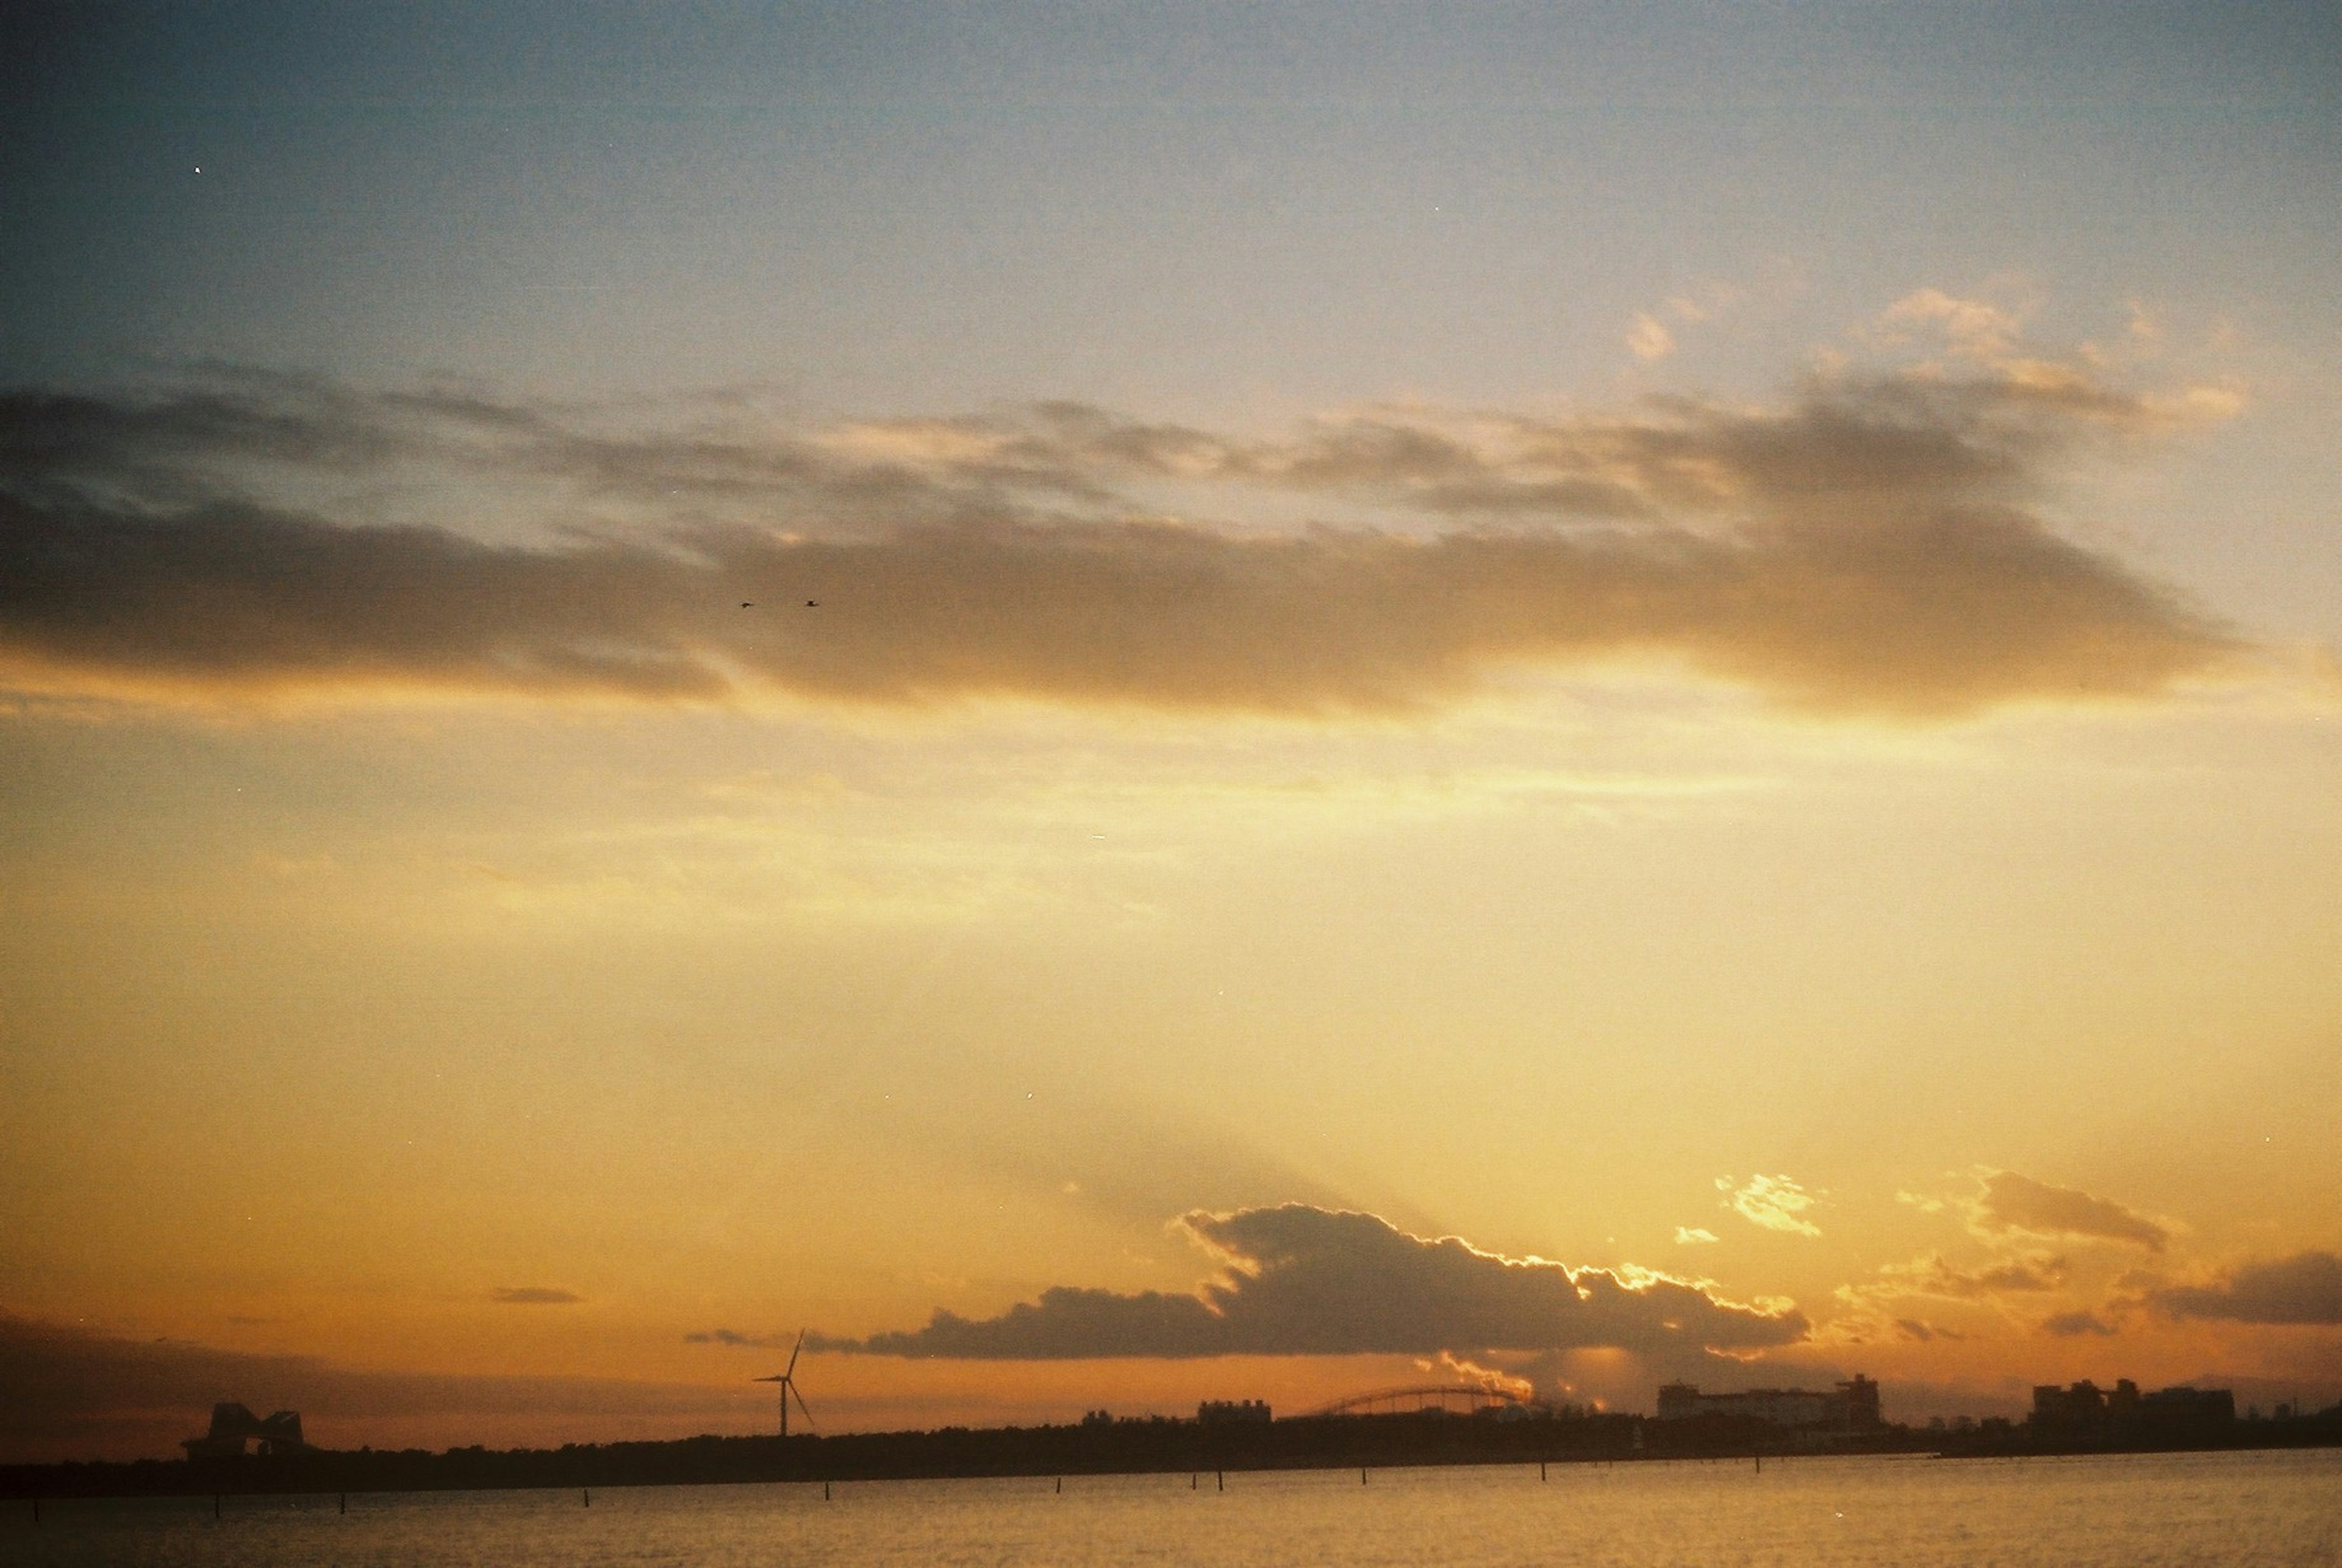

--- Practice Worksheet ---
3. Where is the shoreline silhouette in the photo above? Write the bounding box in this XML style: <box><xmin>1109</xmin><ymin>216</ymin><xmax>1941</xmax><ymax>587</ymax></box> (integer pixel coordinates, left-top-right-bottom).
<box><xmin>7</xmin><ymin>1402</ymin><xmax>2337</xmax><ymax>1502</ymax></box>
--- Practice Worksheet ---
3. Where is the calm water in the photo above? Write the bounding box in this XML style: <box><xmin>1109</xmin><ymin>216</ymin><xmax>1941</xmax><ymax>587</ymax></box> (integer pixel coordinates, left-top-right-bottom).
<box><xmin>7</xmin><ymin>1450</ymin><xmax>2338</xmax><ymax>1567</ymax></box>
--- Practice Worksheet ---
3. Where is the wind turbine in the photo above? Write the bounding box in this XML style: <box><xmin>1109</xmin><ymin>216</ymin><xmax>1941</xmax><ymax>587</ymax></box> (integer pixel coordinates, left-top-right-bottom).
<box><xmin>754</xmin><ymin>1331</ymin><xmax>817</xmax><ymax>1439</ymax></box>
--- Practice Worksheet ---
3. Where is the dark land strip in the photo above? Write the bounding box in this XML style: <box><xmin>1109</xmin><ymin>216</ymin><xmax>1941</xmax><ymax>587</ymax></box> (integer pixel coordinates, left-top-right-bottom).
<box><xmin>7</xmin><ymin>1408</ymin><xmax>2340</xmax><ymax>1502</ymax></box>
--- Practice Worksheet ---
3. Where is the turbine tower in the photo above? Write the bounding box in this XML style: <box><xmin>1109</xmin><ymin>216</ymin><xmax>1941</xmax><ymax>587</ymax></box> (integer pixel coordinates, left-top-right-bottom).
<box><xmin>754</xmin><ymin>1331</ymin><xmax>817</xmax><ymax>1439</ymax></box>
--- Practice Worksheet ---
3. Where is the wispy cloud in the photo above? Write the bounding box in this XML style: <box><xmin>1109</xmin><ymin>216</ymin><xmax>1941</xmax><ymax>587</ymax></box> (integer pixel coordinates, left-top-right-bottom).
<box><xmin>1626</xmin><ymin>312</ymin><xmax>1677</xmax><ymax>362</ymax></box>
<box><xmin>1871</xmin><ymin>1250</ymin><xmax>2069</xmax><ymax>1300</ymax></box>
<box><xmin>1873</xmin><ymin>288</ymin><xmax>2027</xmax><ymax>364</ymax></box>
<box><xmin>1420</xmin><ymin>1350</ymin><xmax>1536</xmax><ymax>1400</ymax></box>
<box><xmin>1718</xmin><ymin>1174</ymin><xmax>1822</xmax><ymax>1237</ymax></box>
<box><xmin>1624</xmin><ymin>282</ymin><xmax>1741</xmax><ymax>364</ymax></box>
<box><xmin>0</xmin><ymin>354</ymin><xmax>2241</xmax><ymax>719</ymax></box>
<box><xmin>491</xmin><ymin>1287</ymin><xmax>582</xmax><ymax>1305</ymax></box>
<box><xmin>2039</xmin><ymin>1309</ymin><xmax>2119</xmax><ymax>1337</ymax></box>
<box><xmin>1824</xmin><ymin>1248</ymin><xmax>2071</xmax><ymax>1344</ymax></box>
<box><xmin>684</xmin><ymin>1328</ymin><xmax>797</xmax><ymax>1348</ymax></box>
<box><xmin>812</xmin><ymin>1204</ymin><xmax>1806</xmax><ymax>1360</ymax></box>
<box><xmin>1894</xmin><ymin>1317</ymin><xmax>1967</xmax><ymax>1342</ymax></box>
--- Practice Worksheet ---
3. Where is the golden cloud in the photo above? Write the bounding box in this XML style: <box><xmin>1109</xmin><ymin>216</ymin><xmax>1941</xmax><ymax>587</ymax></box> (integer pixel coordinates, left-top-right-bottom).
<box><xmin>0</xmin><ymin>362</ymin><xmax>2241</xmax><ymax>718</ymax></box>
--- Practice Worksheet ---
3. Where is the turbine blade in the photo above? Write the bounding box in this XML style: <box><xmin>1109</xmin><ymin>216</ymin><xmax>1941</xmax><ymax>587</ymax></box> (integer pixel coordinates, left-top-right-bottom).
<box><xmin>786</xmin><ymin>1329</ymin><xmax>805</xmax><ymax>1378</ymax></box>
<box><xmin>792</xmin><ymin>1386</ymin><xmax>818</xmax><ymax>1435</ymax></box>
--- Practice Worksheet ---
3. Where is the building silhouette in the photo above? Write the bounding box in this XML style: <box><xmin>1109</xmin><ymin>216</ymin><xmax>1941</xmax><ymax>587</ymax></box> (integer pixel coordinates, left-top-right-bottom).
<box><xmin>1197</xmin><ymin>1398</ymin><xmax>1272</xmax><ymax>1424</ymax></box>
<box><xmin>2030</xmin><ymin>1380</ymin><xmax>2233</xmax><ymax>1441</ymax></box>
<box><xmin>181</xmin><ymin>1402</ymin><xmax>309</xmax><ymax>1458</ymax></box>
<box><xmin>1655</xmin><ymin>1375</ymin><xmax>1880</xmax><ymax>1433</ymax></box>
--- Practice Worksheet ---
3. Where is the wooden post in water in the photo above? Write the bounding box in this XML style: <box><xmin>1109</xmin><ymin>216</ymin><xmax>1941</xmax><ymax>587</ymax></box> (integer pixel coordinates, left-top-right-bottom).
<box><xmin>1216</xmin><ymin>1470</ymin><xmax>1223</xmax><ymax>1491</ymax></box>
<box><xmin>1055</xmin><ymin>1477</ymin><xmax>1062</xmax><ymax>1494</ymax></box>
<box><xmin>214</xmin><ymin>1495</ymin><xmax>221</xmax><ymax>1519</ymax></box>
<box><xmin>1191</xmin><ymin>1472</ymin><xmax>1197</xmax><ymax>1489</ymax></box>
<box><xmin>339</xmin><ymin>1493</ymin><xmax>346</xmax><ymax>1514</ymax></box>
<box><xmin>823</xmin><ymin>1481</ymin><xmax>832</xmax><ymax>1501</ymax></box>
<box><xmin>1755</xmin><ymin>1455</ymin><xmax>1761</xmax><ymax>1475</ymax></box>
<box><xmin>1540</xmin><ymin>1461</ymin><xmax>1547</xmax><ymax>1481</ymax></box>
<box><xmin>1360</xmin><ymin>1467</ymin><xmax>1368</xmax><ymax>1485</ymax></box>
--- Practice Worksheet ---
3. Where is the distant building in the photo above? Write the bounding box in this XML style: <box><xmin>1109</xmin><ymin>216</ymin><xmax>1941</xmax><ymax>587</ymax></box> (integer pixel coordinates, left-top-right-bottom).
<box><xmin>1655</xmin><ymin>1375</ymin><xmax>1880</xmax><ymax>1433</ymax></box>
<box><xmin>182</xmin><ymin>1402</ymin><xmax>309</xmax><ymax>1458</ymax></box>
<box><xmin>2140</xmin><ymin>1386</ymin><xmax>2235</xmax><ymax>1428</ymax></box>
<box><xmin>2032</xmin><ymin>1379</ymin><xmax>2111</xmax><ymax>1431</ymax></box>
<box><xmin>2030</xmin><ymin>1380</ymin><xmax>2233</xmax><ymax>1439</ymax></box>
<box><xmin>1197</xmin><ymin>1398</ymin><xmax>1272</xmax><ymax>1425</ymax></box>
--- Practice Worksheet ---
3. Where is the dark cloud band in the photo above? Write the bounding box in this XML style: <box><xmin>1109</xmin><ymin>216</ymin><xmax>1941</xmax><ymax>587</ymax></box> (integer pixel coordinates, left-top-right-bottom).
<box><xmin>813</xmin><ymin>1204</ymin><xmax>1807</xmax><ymax>1360</ymax></box>
<box><xmin>0</xmin><ymin>1312</ymin><xmax>740</xmax><ymax>1464</ymax></box>
<box><xmin>0</xmin><ymin>369</ymin><xmax>2236</xmax><ymax>717</ymax></box>
<box><xmin>2152</xmin><ymin>1251</ymin><xmax>2342</xmax><ymax>1325</ymax></box>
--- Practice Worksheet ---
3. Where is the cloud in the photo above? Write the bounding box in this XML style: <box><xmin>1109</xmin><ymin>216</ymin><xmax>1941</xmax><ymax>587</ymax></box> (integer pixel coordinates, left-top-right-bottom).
<box><xmin>1875</xmin><ymin>288</ymin><xmax>2025</xmax><ymax>363</ymax></box>
<box><xmin>684</xmin><ymin>1328</ymin><xmax>796</xmax><ymax>1348</ymax></box>
<box><xmin>1675</xmin><ymin>1227</ymin><xmax>1719</xmax><ymax>1245</ymax></box>
<box><xmin>1894</xmin><ymin>1318</ymin><xmax>1967</xmax><ymax>1342</ymax></box>
<box><xmin>1718</xmin><ymin>1174</ymin><xmax>1822</xmax><ymax>1237</ymax></box>
<box><xmin>1871</xmin><ymin>1250</ymin><xmax>2069</xmax><ymax>1300</ymax></box>
<box><xmin>1825</xmin><ymin>1250</ymin><xmax>2068</xmax><ymax>1344</ymax></box>
<box><xmin>2040</xmin><ymin>1310</ymin><xmax>2119</xmax><ymax>1337</ymax></box>
<box><xmin>491</xmin><ymin>1287</ymin><xmax>582</xmax><ymax>1305</ymax></box>
<box><xmin>1625</xmin><ymin>289</ymin><xmax>1733</xmax><ymax>363</ymax></box>
<box><xmin>814</xmin><ymin>1204</ymin><xmax>1806</xmax><ymax>1361</ymax></box>
<box><xmin>1627</xmin><ymin>312</ymin><xmax>1676</xmax><ymax>362</ymax></box>
<box><xmin>0</xmin><ymin>1312</ymin><xmax>747</xmax><ymax>1463</ymax></box>
<box><xmin>1972</xmin><ymin>1171</ymin><xmax>2169</xmax><ymax>1253</ymax></box>
<box><xmin>0</xmin><ymin>359</ymin><xmax>2241</xmax><ymax>720</ymax></box>
<box><xmin>1424</xmin><ymin>1350</ymin><xmax>1536</xmax><ymax>1400</ymax></box>
<box><xmin>2150</xmin><ymin>1251</ymin><xmax>2342</xmax><ymax>1325</ymax></box>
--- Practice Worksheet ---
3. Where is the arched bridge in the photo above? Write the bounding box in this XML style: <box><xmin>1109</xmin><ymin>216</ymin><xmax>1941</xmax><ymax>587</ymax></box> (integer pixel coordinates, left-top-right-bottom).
<box><xmin>1300</xmin><ymin>1384</ymin><xmax>1531</xmax><ymax>1419</ymax></box>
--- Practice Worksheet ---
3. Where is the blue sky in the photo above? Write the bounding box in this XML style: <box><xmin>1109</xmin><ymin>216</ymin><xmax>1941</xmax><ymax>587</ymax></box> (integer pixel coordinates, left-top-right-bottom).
<box><xmin>9</xmin><ymin>3</ymin><xmax>2336</xmax><ymax>412</ymax></box>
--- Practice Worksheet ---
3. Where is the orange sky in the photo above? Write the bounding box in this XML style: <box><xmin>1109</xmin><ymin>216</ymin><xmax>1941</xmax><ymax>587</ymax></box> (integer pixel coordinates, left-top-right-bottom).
<box><xmin>3</xmin><ymin>4</ymin><xmax>2337</xmax><ymax>1463</ymax></box>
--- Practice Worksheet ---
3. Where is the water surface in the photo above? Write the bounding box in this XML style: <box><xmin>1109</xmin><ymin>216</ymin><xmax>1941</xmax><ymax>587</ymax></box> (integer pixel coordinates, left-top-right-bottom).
<box><xmin>8</xmin><ymin>1448</ymin><xmax>2338</xmax><ymax>1566</ymax></box>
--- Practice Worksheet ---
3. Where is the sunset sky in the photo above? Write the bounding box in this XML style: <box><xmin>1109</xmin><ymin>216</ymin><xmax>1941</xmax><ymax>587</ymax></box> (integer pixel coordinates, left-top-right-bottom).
<box><xmin>3</xmin><ymin>2</ymin><xmax>2338</xmax><ymax>1462</ymax></box>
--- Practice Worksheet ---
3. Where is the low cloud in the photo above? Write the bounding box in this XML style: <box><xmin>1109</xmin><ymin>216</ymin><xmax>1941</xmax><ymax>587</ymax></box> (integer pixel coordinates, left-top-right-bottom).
<box><xmin>1718</xmin><ymin>1174</ymin><xmax>1822</xmax><ymax>1237</ymax></box>
<box><xmin>2040</xmin><ymin>1310</ymin><xmax>2119</xmax><ymax>1337</ymax></box>
<box><xmin>684</xmin><ymin>1328</ymin><xmax>795</xmax><ymax>1348</ymax></box>
<box><xmin>1675</xmin><ymin>1227</ymin><xmax>1719</xmax><ymax>1246</ymax></box>
<box><xmin>1894</xmin><ymin>1318</ymin><xmax>1968</xmax><ymax>1342</ymax></box>
<box><xmin>0</xmin><ymin>358</ymin><xmax>2240</xmax><ymax>720</ymax></box>
<box><xmin>1973</xmin><ymin>1172</ymin><xmax>2169</xmax><ymax>1253</ymax></box>
<box><xmin>492</xmin><ymin>1287</ymin><xmax>581</xmax><ymax>1305</ymax></box>
<box><xmin>1827</xmin><ymin>1250</ymin><xmax>2069</xmax><ymax>1344</ymax></box>
<box><xmin>1423</xmin><ymin>1350</ymin><xmax>1536</xmax><ymax>1400</ymax></box>
<box><xmin>814</xmin><ymin>1204</ymin><xmax>1806</xmax><ymax>1361</ymax></box>
<box><xmin>0</xmin><ymin>1312</ymin><xmax>748</xmax><ymax>1463</ymax></box>
<box><xmin>1873</xmin><ymin>1251</ymin><xmax>2069</xmax><ymax>1300</ymax></box>
<box><xmin>2150</xmin><ymin>1251</ymin><xmax>2342</xmax><ymax>1325</ymax></box>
